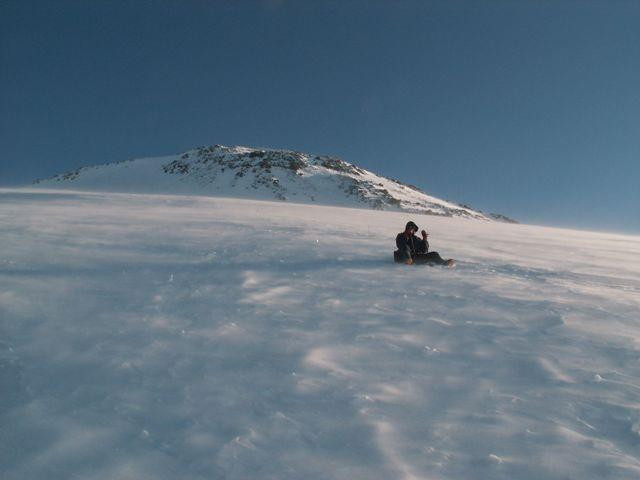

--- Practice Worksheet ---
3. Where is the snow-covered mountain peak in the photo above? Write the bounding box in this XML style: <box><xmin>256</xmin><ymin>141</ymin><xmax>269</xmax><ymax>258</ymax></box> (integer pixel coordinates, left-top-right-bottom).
<box><xmin>34</xmin><ymin>144</ymin><xmax>516</xmax><ymax>222</ymax></box>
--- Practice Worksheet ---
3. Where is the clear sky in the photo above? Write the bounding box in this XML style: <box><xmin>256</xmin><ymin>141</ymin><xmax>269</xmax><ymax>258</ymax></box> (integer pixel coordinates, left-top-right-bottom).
<box><xmin>1</xmin><ymin>0</ymin><xmax>639</xmax><ymax>233</ymax></box>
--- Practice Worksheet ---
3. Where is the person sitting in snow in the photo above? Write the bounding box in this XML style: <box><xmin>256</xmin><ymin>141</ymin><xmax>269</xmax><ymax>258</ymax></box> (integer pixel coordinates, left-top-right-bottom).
<box><xmin>394</xmin><ymin>221</ymin><xmax>454</xmax><ymax>266</ymax></box>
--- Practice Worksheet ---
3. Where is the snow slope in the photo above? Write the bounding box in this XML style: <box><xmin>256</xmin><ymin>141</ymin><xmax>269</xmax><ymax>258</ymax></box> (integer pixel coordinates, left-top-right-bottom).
<box><xmin>32</xmin><ymin>145</ymin><xmax>506</xmax><ymax>220</ymax></box>
<box><xmin>1</xmin><ymin>188</ymin><xmax>639</xmax><ymax>480</ymax></box>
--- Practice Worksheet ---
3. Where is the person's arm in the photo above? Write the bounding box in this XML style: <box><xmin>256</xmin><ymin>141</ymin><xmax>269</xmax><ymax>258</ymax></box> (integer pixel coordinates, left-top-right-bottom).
<box><xmin>413</xmin><ymin>234</ymin><xmax>428</xmax><ymax>253</ymax></box>
<box><xmin>420</xmin><ymin>230</ymin><xmax>430</xmax><ymax>253</ymax></box>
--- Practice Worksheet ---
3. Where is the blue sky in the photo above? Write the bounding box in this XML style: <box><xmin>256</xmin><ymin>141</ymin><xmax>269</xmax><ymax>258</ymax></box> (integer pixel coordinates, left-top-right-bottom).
<box><xmin>1</xmin><ymin>0</ymin><xmax>639</xmax><ymax>232</ymax></box>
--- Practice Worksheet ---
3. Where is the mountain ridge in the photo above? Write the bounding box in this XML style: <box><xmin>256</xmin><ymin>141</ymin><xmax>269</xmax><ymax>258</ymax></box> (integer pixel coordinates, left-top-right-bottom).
<box><xmin>33</xmin><ymin>144</ymin><xmax>517</xmax><ymax>222</ymax></box>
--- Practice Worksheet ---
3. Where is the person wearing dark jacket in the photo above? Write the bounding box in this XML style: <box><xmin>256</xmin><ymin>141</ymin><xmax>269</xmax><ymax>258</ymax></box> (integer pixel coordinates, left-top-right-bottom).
<box><xmin>394</xmin><ymin>221</ymin><xmax>454</xmax><ymax>266</ymax></box>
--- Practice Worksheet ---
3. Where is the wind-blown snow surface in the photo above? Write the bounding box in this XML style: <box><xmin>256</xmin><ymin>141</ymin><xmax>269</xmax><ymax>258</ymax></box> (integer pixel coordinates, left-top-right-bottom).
<box><xmin>1</xmin><ymin>188</ymin><xmax>640</xmax><ymax>480</ymax></box>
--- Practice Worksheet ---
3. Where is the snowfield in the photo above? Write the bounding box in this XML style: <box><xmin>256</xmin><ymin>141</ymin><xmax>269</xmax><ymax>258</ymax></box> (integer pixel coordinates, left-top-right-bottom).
<box><xmin>1</xmin><ymin>188</ymin><xmax>640</xmax><ymax>480</ymax></box>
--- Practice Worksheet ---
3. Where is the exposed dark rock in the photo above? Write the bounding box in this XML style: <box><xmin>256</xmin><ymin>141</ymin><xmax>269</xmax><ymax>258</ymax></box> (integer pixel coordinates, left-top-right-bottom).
<box><xmin>316</xmin><ymin>156</ymin><xmax>365</xmax><ymax>175</ymax></box>
<box><xmin>489</xmin><ymin>213</ymin><xmax>519</xmax><ymax>224</ymax></box>
<box><xmin>163</xmin><ymin>160</ymin><xmax>190</xmax><ymax>174</ymax></box>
